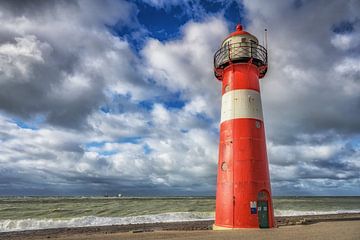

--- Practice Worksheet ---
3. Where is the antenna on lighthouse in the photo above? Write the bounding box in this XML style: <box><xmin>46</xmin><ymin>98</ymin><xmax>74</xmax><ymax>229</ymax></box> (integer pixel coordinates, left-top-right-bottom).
<box><xmin>264</xmin><ymin>28</ymin><xmax>269</xmax><ymax>70</ymax></box>
<box><xmin>264</xmin><ymin>28</ymin><xmax>268</xmax><ymax>51</ymax></box>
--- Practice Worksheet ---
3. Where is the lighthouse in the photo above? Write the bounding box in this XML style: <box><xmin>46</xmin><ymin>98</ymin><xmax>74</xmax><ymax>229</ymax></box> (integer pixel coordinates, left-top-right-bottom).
<box><xmin>213</xmin><ymin>24</ymin><xmax>275</xmax><ymax>229</ymax></box>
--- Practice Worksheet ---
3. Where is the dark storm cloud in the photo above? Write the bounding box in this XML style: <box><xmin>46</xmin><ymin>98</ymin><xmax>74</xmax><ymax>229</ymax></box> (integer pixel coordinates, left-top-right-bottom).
<box><xmin>0</xmin><ymin>0</ymin><xmax>63</xmax><ymax>16</ymax></box>
<box><xmin>243</xmin><ymin>0</ymin><xmax>360</xmax><ymax>194</ymax></box>
<box><xmin>0</xmin><ymin>0</ymin><xmax>148</xmax><ymax>128</ymax></box>
<box><xmin>259</xmin><ymin>0</ymin><xmax>360</xmax><ymax>141</ymax></box>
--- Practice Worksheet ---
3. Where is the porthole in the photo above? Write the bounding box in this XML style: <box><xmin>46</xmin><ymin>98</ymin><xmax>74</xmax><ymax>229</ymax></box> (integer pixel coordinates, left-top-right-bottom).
<box><xmin>221</xmin><ymin>162</ymin><xmax>228</xmax><ymax>171</ymax></box>
<box><xmin>255</xmin><ymin>121</ymin><xmax>261</xmax><ymax>129</ymax></box>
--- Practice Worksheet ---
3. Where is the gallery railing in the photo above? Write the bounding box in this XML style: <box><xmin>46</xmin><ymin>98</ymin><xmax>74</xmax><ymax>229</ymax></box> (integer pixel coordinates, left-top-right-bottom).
<box><xmin>214</xmin><ymin>42</ymin><xmax>268</xmax><ymax>80</ymax></box>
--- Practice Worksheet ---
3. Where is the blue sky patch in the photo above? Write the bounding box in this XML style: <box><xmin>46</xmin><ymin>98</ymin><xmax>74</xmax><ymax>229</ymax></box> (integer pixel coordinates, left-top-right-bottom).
<box><xmin>85</xmin><ymin>141</ymin><xmax>106</xmax><ymax>148</ymax></box>
<box><xmin>11</xmin><ymin>115</ymin><xmax>46</xmax><ymax>130</ymax></box>
<box><xmin>116</xmin><ymin>136</ymin><xmax>143</xmax><ymax>144</ymax></box>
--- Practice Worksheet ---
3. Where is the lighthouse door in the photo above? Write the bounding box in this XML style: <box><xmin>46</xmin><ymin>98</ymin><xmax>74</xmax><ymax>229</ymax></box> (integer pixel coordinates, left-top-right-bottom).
<box><xmin>258</xmin><ymin>201</ymin><xmax>269</xmax><ymax>228</ymax></box>
<box><xmin>257</xmin><ymin>191</ymin><xmax>269</xmax><ymax>228</ymax></box>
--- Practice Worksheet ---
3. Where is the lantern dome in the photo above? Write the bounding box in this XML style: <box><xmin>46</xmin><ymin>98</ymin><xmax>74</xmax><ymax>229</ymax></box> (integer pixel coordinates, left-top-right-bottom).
<box><xmin>214</xmin><ymin>24</ymin><xmax>268</xmax><ymax>81</ymax></box>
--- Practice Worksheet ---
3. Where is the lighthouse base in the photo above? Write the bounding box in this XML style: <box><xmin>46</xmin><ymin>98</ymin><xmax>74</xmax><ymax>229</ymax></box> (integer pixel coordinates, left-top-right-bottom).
<box><xmin>213</xmin><ymin>224</ymin><xmax>258</xmax><ymax>230</ymax></box>
<box><xmin>212</xmin><ymin>224</ymin><xmax>237</xmax><ymax>230</ymax></box>
<box><xmin>213</xmin><ymin>224</ymin><xmax>274</xmax><ymax>230</ymax></box>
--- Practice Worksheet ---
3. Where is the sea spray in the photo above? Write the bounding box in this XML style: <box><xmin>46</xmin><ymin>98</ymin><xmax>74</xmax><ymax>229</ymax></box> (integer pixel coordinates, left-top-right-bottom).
<box><xmin>0</xmin><ymin>212</ymin><xmax>214</xmax><ymax>232</ymax></box>
<box><xmin>274</xmin><ymin>209</ymin><xmax>360</xmax><ymax>217</ymax></box>
<box><xmin>2</xmin><ymin>209</ymin><xmax>360</xmax><ymax>232</ymax></box>
<box><xmin>1</xmin><ymin>196</ymin><xmax>360</xmax><ymax>232</ymax></box>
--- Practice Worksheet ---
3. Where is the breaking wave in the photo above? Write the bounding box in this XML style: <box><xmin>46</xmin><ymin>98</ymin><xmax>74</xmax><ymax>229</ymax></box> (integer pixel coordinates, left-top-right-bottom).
<box><xmin>274</xmin><ymin>209</ymin><xmax>360</xmax><ymax>217</ymax></box>
<box><xmin>1</xmin><ymin>209</ymin><xmax>360</xmax><ymax>232</ymax></box>
<box><xmin>0</xmin><ymin>212</ymin><xmax>214</xmax><ymax>232</ymax></box>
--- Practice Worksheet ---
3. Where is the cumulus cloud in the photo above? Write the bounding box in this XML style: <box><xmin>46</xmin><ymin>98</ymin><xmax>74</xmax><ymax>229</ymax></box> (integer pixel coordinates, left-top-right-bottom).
<box><xmin>142</xmin><ymin>17</ymin><xmax>227</xmax><ymax>118</ymax></box>
<box><xmin>0</xmin><ymin>2</ymin><xmax>226</xmax><ymax>194</ymax></box>
<box><xmin>0</xmin><ymin>0</ymin><xmax>359</xmax><ymax>196</ymax></box>
<box><xmin>331</xmin><ymin>33</ymin><xmax>360</xmax><ymax>51</ymax></box>
<box><xmin>244</xmin><ymin>0</ymin><xmax>360</xmax><ymax>136</ymax></box>
<box><xmin>142</xmin><ymin>0</ymin><xmax>209</xmax><ymax>19</ymax></box>
<box><xmin>0</xmin><ymin>0</ymin><xmax>153</xmax><ymax>128</ymax></box>
<box><xmin>243</xmin><ymin>0</ymin><xmax>360</xmax><ymax>194</ymax></box>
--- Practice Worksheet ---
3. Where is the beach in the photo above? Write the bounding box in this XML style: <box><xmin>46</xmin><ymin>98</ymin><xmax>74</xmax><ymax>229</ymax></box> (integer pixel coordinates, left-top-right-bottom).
<box><xmin>33</xmin><ymin>221</ymin><xmax>360</xmax><ymax>240</ymax></box>
<box><xmin>1</xmin><ymin>213</ymin><xmax>360</xmax><ymax>240</ymax></box>
<box><xmin>1</xmin><ymin>197</ymin><xmax>360</xmax><ymax>239</ymax></box>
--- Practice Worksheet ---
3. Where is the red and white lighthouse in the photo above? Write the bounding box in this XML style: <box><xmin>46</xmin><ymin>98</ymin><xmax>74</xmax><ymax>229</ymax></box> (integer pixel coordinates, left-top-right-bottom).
<box><xmin>213</xmin><ymin>24</ymin><xmax>275</xmax><ymax>229</ymax></box>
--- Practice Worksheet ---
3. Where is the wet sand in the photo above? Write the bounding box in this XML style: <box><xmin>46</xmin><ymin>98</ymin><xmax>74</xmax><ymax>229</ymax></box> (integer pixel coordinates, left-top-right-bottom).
<box><xmin>58</xmin><ymin>221</ymin><xmax>360</xmax><ymax>240</ymax></box>
<box><xmin>1</xmin><ymin>213</ymin><xmax>360</xmax><ymax>240</ymax></box>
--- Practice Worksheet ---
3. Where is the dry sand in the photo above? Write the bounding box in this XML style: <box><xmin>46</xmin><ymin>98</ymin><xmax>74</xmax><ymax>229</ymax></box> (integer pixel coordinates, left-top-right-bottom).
<box><xmin>1</xmin><ymin>214</ymin><xmax>360</xmax><ymax>240</ymax></box>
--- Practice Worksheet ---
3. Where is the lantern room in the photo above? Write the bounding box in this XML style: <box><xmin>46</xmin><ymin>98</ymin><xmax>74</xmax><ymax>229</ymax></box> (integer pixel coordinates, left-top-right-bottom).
<box><xmin>214</xmin><ymin>24</ymin><xmax>268</xmax><ymax>80</ymax></box>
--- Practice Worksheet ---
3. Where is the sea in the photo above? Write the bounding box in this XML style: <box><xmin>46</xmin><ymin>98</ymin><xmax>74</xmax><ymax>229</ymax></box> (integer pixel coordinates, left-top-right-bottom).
<box><xmin>0</xmin><ymin>196</ymin><xmax>359</xmax><ymax>232</ymax></box>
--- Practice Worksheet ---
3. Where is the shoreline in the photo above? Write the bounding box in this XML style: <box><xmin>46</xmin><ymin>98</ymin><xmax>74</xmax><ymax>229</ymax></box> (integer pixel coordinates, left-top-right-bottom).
<box><xmin>1</xmin><ymin>213</ymin><xmax>360</xmax><ymax>240</ymax></box>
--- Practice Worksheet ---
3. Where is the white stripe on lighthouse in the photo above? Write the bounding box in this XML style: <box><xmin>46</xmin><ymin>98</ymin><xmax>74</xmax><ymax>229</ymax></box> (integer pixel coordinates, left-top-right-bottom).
<box><xmin>221</xmin><ymin>89</ymin><xmax>263</xmax><ymax>123</ymax></box>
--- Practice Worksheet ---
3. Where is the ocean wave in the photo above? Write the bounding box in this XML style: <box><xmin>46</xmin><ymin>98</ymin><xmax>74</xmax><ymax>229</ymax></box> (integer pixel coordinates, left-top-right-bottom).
<box><xmin>1</xmin><ymin>209</ymin><xmax>360</xmax><ymax>232</ymax></box>
<box><xmin>275</xmin><ymin>209</ymin><xmax>360</xmax><ymax>216</ymax></box>
<box><xmin>0</xmin><ymin>212</ymin><xmax>214</xmax><ymax>232</ymax></box>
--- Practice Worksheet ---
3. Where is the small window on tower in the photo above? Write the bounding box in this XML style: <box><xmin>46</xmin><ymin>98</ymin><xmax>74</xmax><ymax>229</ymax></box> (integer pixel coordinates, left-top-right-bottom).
<box><xmin>221</xmin><ymin>162</ymin><xmax>228</xmax><ymax>171</ymax></box>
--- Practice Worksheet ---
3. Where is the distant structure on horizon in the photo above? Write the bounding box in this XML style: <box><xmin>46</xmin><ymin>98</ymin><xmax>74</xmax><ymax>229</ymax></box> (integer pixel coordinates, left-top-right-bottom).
<box><xmin>213</xmin><ymin>24</ymin><xmax>275</xmax><ymax>229</ymax></box>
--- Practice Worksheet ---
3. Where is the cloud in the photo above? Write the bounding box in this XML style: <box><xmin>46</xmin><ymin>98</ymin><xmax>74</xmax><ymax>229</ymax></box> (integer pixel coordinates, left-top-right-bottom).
<box><xmin>0</xmin><ymin>0</ymin><xmax>152</xmax><ymax>128</ymax></box>
<box><xmin>141</xmin><ymin>0</ymin><xmax>208</xmax><ymax>19</ymax></box>
<box><xmin>0</xmin><ymin>0</ymin><xmax>359</xmax><ymax>196</ymax></box>
<box><xmin>0</xmin><ymin>4</ymin><xmax>227</xmax><ymax>194</ymax></box>
<box><xmin>0</xmin><ymin>101</ymin><xmax>219</xmax><ymax>195</ymax></box>
<box><xmin>244</xmin><ymin>0</ymin><xmax>360</xmax><ymax>137</ymax></box>
<box><xmin>242</xmin><ymin>0</ymin><xmax>360</xmax><ymax>194</ymax></box>
<box><xmin>142</xmin><ymin>17</ymin><xmax>227</xmax><ymax>119</ymax></box>
<box><xmin>331</xmin><ymin>33</ymin><xmax>360</xmax><ymax>51</ymax></box>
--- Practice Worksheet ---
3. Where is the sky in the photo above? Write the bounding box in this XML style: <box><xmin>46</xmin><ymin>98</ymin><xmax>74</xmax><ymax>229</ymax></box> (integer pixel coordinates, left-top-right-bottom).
<box><xmin>0</xmin><ymin>0</ymin><xmax>359</xmax><ymax>196</ymax></box>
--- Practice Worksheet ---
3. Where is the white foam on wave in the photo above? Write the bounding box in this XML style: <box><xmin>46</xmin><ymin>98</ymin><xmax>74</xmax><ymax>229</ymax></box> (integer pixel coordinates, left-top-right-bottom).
<box><xmin>275</xmin><ymin>209</ymin><xmax>360</xmax><ymax>216</ymax></box>
<box><xmin>1</xmin><ymin>209</ymin><xmax>360</xmax><ymax>232</ymax></box>
<box><xmin>0</xmin><ymin>212</ymin><xmax>214</xmax><ymax>232</ymax></box>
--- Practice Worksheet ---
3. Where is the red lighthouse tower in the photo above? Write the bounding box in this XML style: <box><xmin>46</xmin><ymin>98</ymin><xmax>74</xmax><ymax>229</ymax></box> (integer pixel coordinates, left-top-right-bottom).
<box><xmin>213</xmin><ymin>24</ymin><xmax>275</xmax><ymax>229</ymax></box>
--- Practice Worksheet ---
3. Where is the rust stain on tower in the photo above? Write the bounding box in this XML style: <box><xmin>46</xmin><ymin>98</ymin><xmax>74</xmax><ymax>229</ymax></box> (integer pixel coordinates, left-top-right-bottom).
<box><xmin>213</xmin><ymin>24</ymin><xmax>275</xmax><ymax>229</ymax></box>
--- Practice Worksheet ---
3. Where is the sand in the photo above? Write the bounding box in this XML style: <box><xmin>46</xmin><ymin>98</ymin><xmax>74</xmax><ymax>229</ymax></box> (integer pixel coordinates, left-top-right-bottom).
<box><xmin>1</xmin><ymin>214</ymin><xmax>360</xmax><ymax>240</ymax></box>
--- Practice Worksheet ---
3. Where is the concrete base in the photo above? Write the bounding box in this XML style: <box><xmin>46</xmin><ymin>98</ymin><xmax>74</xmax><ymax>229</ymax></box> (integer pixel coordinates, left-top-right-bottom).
<box><xmin>212</xmin><ymin>224</ymin><xmax>270</xmax><ymax>230</ymax></box>
<box><xmin>212</xmin><ymin>224</ymin><xmax>238</xmax><ymax>230</ymax></box>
